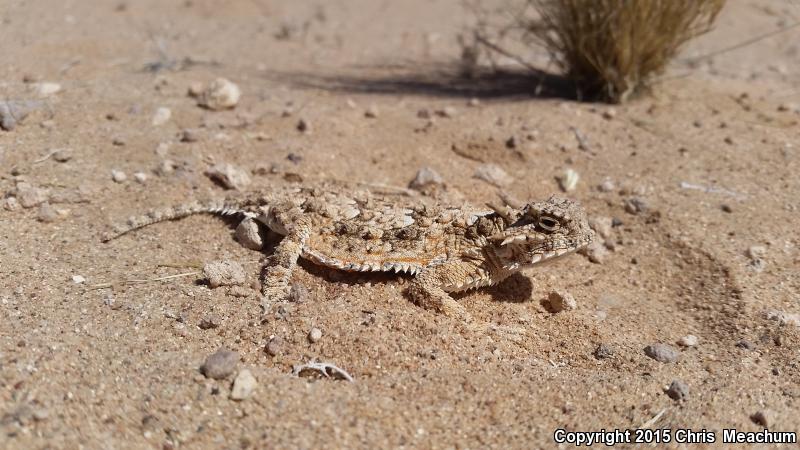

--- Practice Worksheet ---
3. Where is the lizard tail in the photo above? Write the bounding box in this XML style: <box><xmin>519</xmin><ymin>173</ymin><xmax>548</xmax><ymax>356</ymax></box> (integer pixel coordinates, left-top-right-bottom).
<box><xmin>102</xmin><ymin>200</ymin><xmax>248</xmax><ymax>242</ymax></box>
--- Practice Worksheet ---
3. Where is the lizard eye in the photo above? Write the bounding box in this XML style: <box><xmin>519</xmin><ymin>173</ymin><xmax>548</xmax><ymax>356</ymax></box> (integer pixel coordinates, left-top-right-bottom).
<box><xmin>538</xmin><ymin>215</ymin><xmax>560</xmax><ymax>231</ymax></box>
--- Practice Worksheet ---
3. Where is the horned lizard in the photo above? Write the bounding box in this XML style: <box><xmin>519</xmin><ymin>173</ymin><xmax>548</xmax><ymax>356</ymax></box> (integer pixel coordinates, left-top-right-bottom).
<box><xmin>105</xmin><ymin>184</ymin><xmax>594</xmax><ymax>332</ymax></box>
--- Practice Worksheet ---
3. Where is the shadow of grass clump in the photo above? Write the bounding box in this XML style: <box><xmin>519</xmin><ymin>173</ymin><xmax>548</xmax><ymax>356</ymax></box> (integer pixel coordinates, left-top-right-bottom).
<box><xmin>526</xmin><ymin>0</ymin><xmax>725</xmax><ymax>102</ymax></box>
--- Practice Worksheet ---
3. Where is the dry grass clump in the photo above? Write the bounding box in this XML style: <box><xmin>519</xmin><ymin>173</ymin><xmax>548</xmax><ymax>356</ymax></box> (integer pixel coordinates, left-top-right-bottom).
<box><xmin>527</xmin><ymin>0</ymin><xmax>725</xmax><ymax>102</ymax></box>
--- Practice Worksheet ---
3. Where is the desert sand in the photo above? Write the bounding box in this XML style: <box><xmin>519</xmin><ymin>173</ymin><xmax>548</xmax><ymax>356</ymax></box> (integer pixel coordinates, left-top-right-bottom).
<box><xmin>1</xmin><ymin>0</ymin><xmax>799</xmax><ymax>448</ymax></box>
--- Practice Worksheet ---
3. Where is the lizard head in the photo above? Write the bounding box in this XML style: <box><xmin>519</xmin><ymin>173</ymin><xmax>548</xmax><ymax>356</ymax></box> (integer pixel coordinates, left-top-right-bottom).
<box><xmin>490</xmin><ymin>196</ymin><xmax>594</xmax><ymax>270</ymax></box>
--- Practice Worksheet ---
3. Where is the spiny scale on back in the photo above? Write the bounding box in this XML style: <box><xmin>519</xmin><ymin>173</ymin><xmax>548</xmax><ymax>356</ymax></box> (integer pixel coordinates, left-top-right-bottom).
<box><xmin>105</xmin><ymin>182</ymin><xmax>594</xmax><ymax>333</ymax></box>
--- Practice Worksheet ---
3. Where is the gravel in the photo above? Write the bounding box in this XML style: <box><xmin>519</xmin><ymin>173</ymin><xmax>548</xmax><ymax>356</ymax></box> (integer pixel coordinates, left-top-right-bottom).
<box><xmin>230</xmin><ymin>369</ymin><xmax>257</xmax><ymax>400</ymax></box>
<box><xmin>593</xmin><ymin>344</ymin><xmax>614</xmax><ymax>359</ymax></box>
<box><xmin>266</xmin><ymin>336</ymin><xmax>283</xmax><ymax>356</ymax></box>
<box><xmin>199</xmin><ymin>78</ymin><xmax>241</xmax><ymax>110</ymax></box>
<box><xmin>235</xmin><ymin>218</ymin><xmax>264</xmax><ymax>250</ymax></box>
<box><xmin>198</xmin><ymin>315</ymin><xmax>221</xmax><ymax>330</ymax></box>
<box><xmin>203</xmin><ymin>260</ymin><xmax>246</xmax><ymax>288</ymax></box>
<box><xmin>750</xmin><ymin>410</ymin><xmax>772</xmax><ymax>427</ymax></box>
<box><xmin>111</xmin><ymin>169</ymin><xmax>127</xmax><ymax>183</ymax></box>
<box><xmin>548</xmin><ymin>290</ymin><xmax>577</xmax><ymax>312</ymax></box>
<box><xmin>205</xmin><ymin>163</ymin><xmax>251</xmax><ymax>190</ymax></box>
<box><xmin>308</xmin><ymin>328</ymin><xmax>322</xmax><ymax>343</ymax></box>
<box><xmin>644</xmin><ymin>343</ymin><xmax>680</xmax><ymax>363</ymax></box>
<box><xmin>666</xmin><ymin>380</ymin><xmax>689</xmax><ymax>400</ymax></box>
<box><xmin>677</xmin><ymin>334</ymin><xmax>699</xmax><ymax>347</ymax></box>
<box><xmin>200</xmin><ymin>347</ymin><xmax>239</xmax><ymax>379</ymax></box>
<box><xmin>473</xmin><ymin>164</ymin><xmax>513</xmax><ymax>187</ymax></box>
<box><xmin>409</xmin><ymin>167</ymin><xmax>444</xmax><ymax>190</ymax></box>
<box><xmin>151</xmin><ymin>107</ymin><xmax>172</xmax><ymax>126</ymax></box>
<box><xmin>36</xmin><ymin>202</ymin><xmax>59</xmax><ymax>222</ymax></box>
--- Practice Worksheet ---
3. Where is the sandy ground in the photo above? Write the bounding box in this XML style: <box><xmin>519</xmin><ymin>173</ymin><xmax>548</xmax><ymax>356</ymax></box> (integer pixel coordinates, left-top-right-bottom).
<box><xmin>2</xmin><ymin>0</ymin><xmax>800</xmax><ymax>448</ymax></box>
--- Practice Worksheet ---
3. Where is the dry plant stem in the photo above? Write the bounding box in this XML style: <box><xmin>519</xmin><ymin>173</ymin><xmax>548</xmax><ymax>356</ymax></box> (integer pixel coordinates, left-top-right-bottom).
<box><xmin>527</xmin><ymin>0</ymin><xmax>725</xmax><ymax>102</ymax></box>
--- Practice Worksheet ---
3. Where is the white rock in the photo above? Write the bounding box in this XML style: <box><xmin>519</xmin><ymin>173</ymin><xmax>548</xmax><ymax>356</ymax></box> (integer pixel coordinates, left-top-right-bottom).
<box><xmin>558</xmin><ymin>168</ymin><xmax>580</xmax><ymax>192</ymax></box>
<box><xmin>308</xmin><ymin>327</ymin><xmax>323</xmax><ymax>343</ymax></box>
<box><xmin>199</xmin><ymin>78</ymin><xmax>241</xmax><ymax>110</ymax></box>
<box><xmin>677</xmin><ymin>334</ymin><xmax>698</xmax><ymax>347</ymax></box>
<box><xmin>231</xmin><ymin>369</ymin><xmax>258</xmax><ymax>400</ymax></box>
<box><xmin>230</xmin><ymin>369</ymin><xmax>257</xmax><ymax>400</ymax></box>
<box><xmin>133</xmin><ymin>172</ymin><xmax>148</xmax><ymax>184</ymax></box>
<box><xmin>35</xmin><ymin>82</ymin><xmax>62</xmax><ymax>97</ymax></box>
<box><xmin>111</xmin><ymin>169</ymin><xmax>127</xmax><ymax>183</ymax></box>
<box><xmin>205</xmin><ymin>163</ymin><xmax>251</xmax><ymax>190</ymax></box>
<box><xmin>72</xmin><ymin>275</ymin><xmax>86</xmax><ymax>284</ymax></box>
<box><xmin>151</xmin><ymin>107</ymin><xmax>172</xmax><ymax>126</ymax></box>
<box><xmin>473</xmin><ymin>164</ymin><xmax>513</xmax><ymax>187</ymax></box>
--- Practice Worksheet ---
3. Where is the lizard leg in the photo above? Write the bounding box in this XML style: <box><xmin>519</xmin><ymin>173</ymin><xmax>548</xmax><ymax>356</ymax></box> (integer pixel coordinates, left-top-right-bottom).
<box><xmin>409</xmin><ymin>260</ymin><xmax>525</xmax><ymax>339</ymax></box>
<box><xmin>261</xmin><ymin>218</ymin><xmax>311</xmax><ymax>312</ymax></box>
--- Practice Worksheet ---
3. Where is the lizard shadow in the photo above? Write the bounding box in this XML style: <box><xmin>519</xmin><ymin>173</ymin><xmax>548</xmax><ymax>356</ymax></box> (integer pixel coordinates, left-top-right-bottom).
<box><xmin>452</xmin><ymin>272</ymin><xmax>534</xmax><ymax>305</ymax></box>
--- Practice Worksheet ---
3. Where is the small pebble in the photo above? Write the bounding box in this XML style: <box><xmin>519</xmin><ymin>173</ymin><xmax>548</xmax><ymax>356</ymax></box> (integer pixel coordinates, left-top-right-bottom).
<box><xmin>71</xmin><ymin>275</ymin><xmax>86</xmax><ymax>284</ymax></box>
<box><xmin>666</xmin><ymin>380</ymin><xmax>689</xmax><ymax>401</ymax></box>
<box><xmin>602</xmin><ymin>108</ymin><xmax>616</xmax><ymax>120</ymax></box>
<box><xmin>593</xmin><ymin>344</ymin><xmax>614</xmax><ymax>359</ymax></box>
<box><xmin>180</xmin><ymin>128</ymin><xmax>201</xmax><ymax>142</ymax></box>
<box><xmin>746</xmin><ymin>245</ymin><xmax>766</xmax><ymax>260</ymax></box>
<box><xmin>473</xmin><ymin>164</ymin><xmax>513</xmax><ymax>187</ymax></box>
<box><xmin>187</xmin><ymin>81</ymin><xmax>204</xmax><ymax>97</ymax></box>
<box><xmin>588</xmin><ymin>216</ymin><xmax>613</xmax><ymax>239</ymax></box>
<box><xmin>203</xmin><ymin>260</ymin><xmax>246</xmax><ymax>288</ymax></box>
<box><xmin>408</xmin><ymin>167</ymin><xmax>444</xmax><ymax>190</ymax></box>
<box><xmin>151</xmin><ymin>107</ymin><xmax>172</xmax><ymax>126</ymax></box>
<box><xmin>15</xmin><ymin>183</ymin><xmax>49</xmax><ymax>208</ymax></box>
<box><xmin>205</xmin><ymin>163</ymin><xmax>251</xmax><ymax>190</ymax></box>
<box><xmin>580</xmin><ymin>241</ymin><xmax>608</xmax><ymax>264</ymax></box>
<box><xmin>199</xmin><ymin>78</ymin><xmax>241</xmax><ymax>110</ymax></box>
<box><xmin>296</xmin><ymin>119</ymin><xmax>310</xmax><ymax>133</ymax></box>
<box><xmin>720</xmin><ymin>204</ymin><xmax>733</xmax><ymax>213</ymax></box>
<box><xmin>35</xmin><ymin>82</ymin><xmax>62</xmax><ymax>97</ymax></box>
<box><xmin>230</xmin><ymin>369</ymin><xmax>257</xmax><ymax>400</ymax></box>
<box><xmin>157</xmin><ymin>159</ymin><xmax>176</xmax><ymax>176</ymax></box>
<box><xmin>764</xmin><ymin>310</ymin><xmax>800</xmax><ymax>327</ymax></box>
<box><xmin>750</xmin><ymin>410</ymin><xmax>772</xmax><ymax>427</ymax></box>
<box><xmin>4</xmin><ymin>196</ymin><xmax>20</xmax><ymax>211</ymax></box>
<box><xmin>112</xmin><ymin>136</ymin><xmax>126</xmax><ymax>146</ymax></box>
<box><xmin>435</xmin><ymin>106</ymin><xmax>457</xmax><ymax>118</ymax></box>
<box><xmin>36</xmin><ymin>202</ymin><xmax>59</xmax><ymax>223</ymax></box>
<box><xmin>265</xmin><ymin>336</ymin><xmax>283</xmax><ymax>357</ymax></box>
<box><xmin>644</xmin><ymin>343</ymin><xmax>680</xmax><ymax>363</ymax></box>
<box><xmin>736</xmin><ymin>339</ymin><xmax>754</xmax><ymax>350</ymax></box>
<box><xmin>200</xmin><ymin>347</ymin><xmax>239</xmax><ymax>379</ymax></box>
<box><xmin>286</xmin><ymin>153</ymin><xmax>303</xmax><ymax>164</ymax></box>
<box><xmin>198</xmin><ymin>315</ymin><xmax>221</xmax><ymax>330</ymax></box>
<box><xmin>111</xmin><ymin>169</ymin><xmax>127</xmax><ymax>183</ymax></box>
<box><xmin>235</xmin><ymin>218</ymin><xmax>264</xmax><ymax>250</ymax></box>
<box><xmin>624</xmin><ymin>197</ymin><xmax>649</xmax><ymax>215</ymax></box>
<box><xmin>677</xmin><ymin>334</ymin><xmax>698</xmax><ymax>347</ymax></box>
<box><xmin>364</xmin><ymin>106</ymin><xmax>379</xmax><ymax>118</ymax></box>
<box><xmin>308</xmin><ymin>327</ymin><xmax>322</xmax><ymax>343</ymax></box>
<box><xmin>52</xmin><ymin>148</ymin><xmax>72</xmax><ymax>162</ymax></box>
<box><xmin>548</xmin><ymin>290</ymin><xmax>577</xmax><ymax>312</ymax></box>
<box><xmin>289</xmin><ymin>283</ymin><xmax>310</xmax><ymax>303</ymax></box>
<box><xmin>0</xmin><ymin>99</ymin><xmax>42</xmax><ymax>131</ymax></box>
<box><xmin>133</xmin><ymin>172</ymin><xmax>148</xmax><ymax>184</ymax></box>
<box><xmin>557</xmin><ymin>168</ymin><xmax>579</xmax><ymax>192</ymax></box>
<box><xmin>468</xmin><ymin>98</ymin><xmax>480</xmax><ymax>107</ymax></box>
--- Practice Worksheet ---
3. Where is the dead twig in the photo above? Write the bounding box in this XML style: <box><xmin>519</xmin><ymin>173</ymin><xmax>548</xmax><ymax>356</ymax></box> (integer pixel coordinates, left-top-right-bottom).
<box><xmin>292</xmin><ymin>360</ymin><xmax>354</xmax><ymax>382</ymax></box>
<box><xmin>89</xmin><ymin>271</ymin><xmax>201</xmax><ymax>290</ymax></box>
